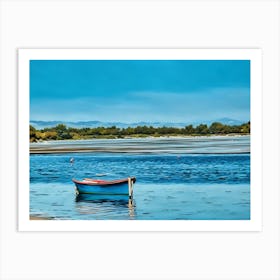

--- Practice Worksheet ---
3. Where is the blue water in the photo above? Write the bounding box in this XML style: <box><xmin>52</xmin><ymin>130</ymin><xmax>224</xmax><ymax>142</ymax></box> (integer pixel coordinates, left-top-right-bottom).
<box><xmin>30</xmin><ymin>137</ymin><xmax>250</xmax><ymax>220</ymax></box>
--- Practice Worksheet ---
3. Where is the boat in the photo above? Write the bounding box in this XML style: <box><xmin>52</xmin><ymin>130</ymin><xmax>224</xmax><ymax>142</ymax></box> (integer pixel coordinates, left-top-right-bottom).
<box><xmin>72</xmin><ymin>177</ymin><xmax>136</xmax><ymax>195</ymax></box>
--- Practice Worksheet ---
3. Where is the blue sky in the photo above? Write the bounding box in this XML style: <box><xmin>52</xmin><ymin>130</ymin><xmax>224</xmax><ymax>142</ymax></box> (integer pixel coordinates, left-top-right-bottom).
<box><xmin>30</xmin><ymin>60</ymin><xmax>250</xmax><ymax>123</ymax></box>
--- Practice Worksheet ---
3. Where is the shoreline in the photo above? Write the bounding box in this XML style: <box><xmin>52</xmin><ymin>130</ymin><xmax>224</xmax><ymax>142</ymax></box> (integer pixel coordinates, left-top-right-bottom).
<box><xmin>30</xmin><ymin>135</ymin><xmax>250</xmax><ymax>154</ymax></box>
<box><xmin>31</xmin><ymin>134</ymin><xmax>249</xmax><ymax>143</ymax></box>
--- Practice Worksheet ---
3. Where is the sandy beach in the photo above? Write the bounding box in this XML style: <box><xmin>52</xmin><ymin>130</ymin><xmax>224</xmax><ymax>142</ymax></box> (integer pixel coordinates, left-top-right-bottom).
<box><xmin>29</xmin><ymin>135</ymin><xmax>250</xmax><ymax>154</ymax></box>
<box><xmin>30</xmin><ymin>215</ymin><xmax>53</xmax><ymax>220</ymax></box>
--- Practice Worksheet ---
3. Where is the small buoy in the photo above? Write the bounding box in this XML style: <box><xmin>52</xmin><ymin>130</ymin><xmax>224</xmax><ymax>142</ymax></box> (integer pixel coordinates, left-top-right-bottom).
<box><xmin>70</xmin><ymin>157</ymin><xmax>75</xmax><ymax>165</ymax></box>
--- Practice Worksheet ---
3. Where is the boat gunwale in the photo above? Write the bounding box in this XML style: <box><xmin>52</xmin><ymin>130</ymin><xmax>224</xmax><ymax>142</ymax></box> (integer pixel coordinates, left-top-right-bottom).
<box><xmin>72</xmin><ymin>177</ymin><xmax>136</xmax><ymax>187</ymax></box>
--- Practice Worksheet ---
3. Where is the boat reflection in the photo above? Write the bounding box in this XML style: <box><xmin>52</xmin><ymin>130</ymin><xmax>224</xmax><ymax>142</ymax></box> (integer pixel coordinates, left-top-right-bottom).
<box><xmin>75</xmin><ymin>193</ymin><xmax>136</xmax><ymax>218</ymax></box>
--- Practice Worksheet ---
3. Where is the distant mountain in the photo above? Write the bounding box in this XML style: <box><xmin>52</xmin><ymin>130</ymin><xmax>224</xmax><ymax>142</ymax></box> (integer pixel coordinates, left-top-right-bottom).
<box><xmin>30</xmin><ymin>118</ymin><xmax>246</xmax><ymax>129</ymax></box>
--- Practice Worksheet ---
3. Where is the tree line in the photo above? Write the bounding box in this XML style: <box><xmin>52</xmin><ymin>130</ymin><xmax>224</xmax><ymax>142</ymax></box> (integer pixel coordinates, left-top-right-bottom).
<box><xmin>30</xmin><ymin>122</ymin><xmax>250</xmax><ymax>142</ymax></box>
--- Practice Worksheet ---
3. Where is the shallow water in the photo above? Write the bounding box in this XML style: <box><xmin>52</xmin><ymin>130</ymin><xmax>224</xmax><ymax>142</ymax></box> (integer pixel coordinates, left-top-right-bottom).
<box><xmin>30</xmin><ymin>137</ymin><xmax>250</xmax><ymax>220</ymax></box>
<box><xmin>30</xmin><ymin>182</ymin><xmax>250</xmax><ymax>220</ymax></box>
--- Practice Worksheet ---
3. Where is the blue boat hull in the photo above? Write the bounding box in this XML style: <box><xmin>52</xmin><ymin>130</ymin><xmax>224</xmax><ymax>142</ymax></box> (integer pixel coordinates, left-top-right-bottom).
<box><xmin>74</xmin><ymin>181</ymin><xmax>129</xmax><ymax>195</ymax></box>
<box><xmin>76</xmin><ymin>193</ymin><xmax>129</xmax><ymax>203</ymax></box>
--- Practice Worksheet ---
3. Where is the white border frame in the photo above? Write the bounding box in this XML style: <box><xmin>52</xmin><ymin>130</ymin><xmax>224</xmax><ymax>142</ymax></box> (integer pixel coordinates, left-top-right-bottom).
<box><xmin>18</xmin><ymin>48</ymin><xmax>262</xmax><ymax>231</ymax></box>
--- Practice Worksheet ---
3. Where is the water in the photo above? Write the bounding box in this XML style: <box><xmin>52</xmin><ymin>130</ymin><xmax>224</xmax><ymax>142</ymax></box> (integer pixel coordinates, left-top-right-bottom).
<box><xmin>30</xmin><ymin>136</ymin><xmax>250</xmax><ymax>220</ymax></box>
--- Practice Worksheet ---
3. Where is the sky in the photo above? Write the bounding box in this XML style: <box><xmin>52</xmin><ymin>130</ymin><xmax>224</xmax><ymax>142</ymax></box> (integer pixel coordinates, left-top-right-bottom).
<box><xmin>30</xmin><ymin>60</ymin><xmax>250</xmax><ymax>123</ymax></box>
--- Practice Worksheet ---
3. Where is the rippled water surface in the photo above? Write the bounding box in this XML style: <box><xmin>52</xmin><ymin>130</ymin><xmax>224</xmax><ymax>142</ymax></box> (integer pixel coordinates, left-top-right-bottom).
<box><xmin>30</xmin><ymin>136</ymin><xmax>250</xmax><ymax>220</ymax></box>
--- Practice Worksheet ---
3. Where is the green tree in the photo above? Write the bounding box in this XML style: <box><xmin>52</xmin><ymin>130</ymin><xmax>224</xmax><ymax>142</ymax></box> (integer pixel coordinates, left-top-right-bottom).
<box><xmin>30</xmin><ymin>125</ymin><xmax>38</xmax><ymax>142</ymax></box>
<box><xmin>54</xmin><ymin>124</ymin><xmax>72</xmax><ymax>139</ymax></box>
<box><xmin>184</xmin><ymin>125</ymin><xmax>195</xmax><ymax>135</ymax></box>
<box><xmin>195</xmin><ymin>124</ymin><xmax>209</xmax><ymax>134</ymax></box>
<box><xmin>240</xmin><ymin>122</ymin><xmax>250</xmax><ymax>134</ymax></box>
<box><xmin>209</xmin><ymin>122</ymin><xmax>224</xmax><ymax>134</ymax></box>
